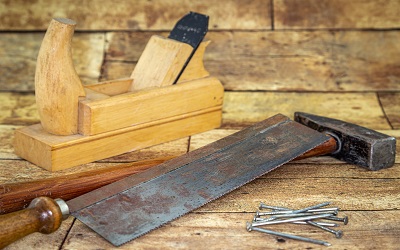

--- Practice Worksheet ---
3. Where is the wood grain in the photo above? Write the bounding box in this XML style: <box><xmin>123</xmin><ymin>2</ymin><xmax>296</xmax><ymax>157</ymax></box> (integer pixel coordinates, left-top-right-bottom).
<box><xmin>379</xmin><ymin>92</ymin><xmax>400</xmax><ymax>129</ymax></box>
<box><xmin>1</xmin><ymin>2</ymin><xmax>399</xmax><ymax>249</ymax></box>
<box><xmin>0</xmin><ymin>93</ymin><xmax>38</xmax><ymax>125</ymax></box>
<box><xmin>103</xmin><ymin>31</ymin><xmax>400</xmax><ymax>91</ymax></box>
<box><xmin>274</xmin><ymin>0</ymin><xmax>400</xmax><ymax>29</ymax></box>
<box><xmin>0</xmin><ymin>33</ymin><xmax>104</xmax><ymax>92</ymax></box>
<box><xmin>130</xmin><ymin>35</ymin><xmax>193</xmax><ymax>90</ymax></box>
<box><xmin>79</xmin><ymin>77</ymin><xmax>223</xmax><ymax>135</ymax></box>
<box><xmin>61</xmin><ymin>209</ymin><xmax>400</xmax><ymax>250</ymax></box>
<box><xmin>0</xmin><ymin>125</ymin><xmax>20</xmax><ymax>160</ymax></box>
<box><xmin>222</xmin><ymin>92</ymin><xmax>391</xmax><ymax>130</ymax></box>
<box><xmin>35</xmin><ymin>18</ymin><xmax>86</xmax><ymax>135</ymax></box>
<box><xmin>0</xmin><ymin>0</ymin><xmax>271</xmax><ymax>31</ymax></box>
<box><xmin>0</xmin><ymin>135</ymin><xmax>188</xmax><ymax>182</ymax></box>
<box><xmin>2</xmin><ymin>217</ymin><xmax>74</xmax><ymax>250</ymax></box>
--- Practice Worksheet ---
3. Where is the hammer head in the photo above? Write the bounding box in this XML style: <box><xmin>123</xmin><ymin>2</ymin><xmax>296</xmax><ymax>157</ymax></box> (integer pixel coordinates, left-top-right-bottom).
<box><xmin>294</xmin><ymin>112</ymin><xmax>396</xmax><ymax>171</ymax></box>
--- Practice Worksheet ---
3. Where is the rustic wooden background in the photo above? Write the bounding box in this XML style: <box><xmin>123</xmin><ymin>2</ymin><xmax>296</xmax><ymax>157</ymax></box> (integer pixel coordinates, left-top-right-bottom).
<box><xmin>1</xmin><ymin>0</ymin><xmax>399</xmax><ymax>249</ymax></box>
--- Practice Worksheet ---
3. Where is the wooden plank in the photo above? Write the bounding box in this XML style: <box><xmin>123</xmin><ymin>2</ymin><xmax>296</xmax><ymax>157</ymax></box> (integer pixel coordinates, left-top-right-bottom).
<box><xmin>0</xmin><ymin>93</ymin><xmax>39</xmax><ymax>125</ymax></box>
<box><xmin>207</xmin><ymin>31</ymin><xmax>400</xmax><ymax>91</ymax></box>
<box><xmin>0</xmin><ymin>125</ymin><xmax>21</xmax><ymax>160</ymax></box>
<box><xmin>62</xmin><ymin>210</ymin><xmax>400</xmax><ymax>249</ymax></box>
<box><xmin>14</xmin><ymin>109</ymin><xmax>221</xmax><ymax>171</ymax></box>
<box><xmin>195</xmin><ymin>167</ymin><xmax>400</xmax><ymax>212</ymax></box>
<box><xmin>79</xmin><ymin>77</ymin><xmax>223</xmax><ymax>135</ymax></box>
<box><xmin>104</xmin><ymin>31</ymin><xmax>400</xmax><ymax>91</ymax></box>
<box><xmin>3</xmin><ymin>217</ymin><xmax>74</xmax><ymax>250</ymax></box>
<box><xmin>222</xmin><ymin>92</ymin><xmax>391</xmax><ymax>130</ymax></box>
<box><xmin>0</xmin><ymin>33</ymin><xmax>105</xmax><ymax>92</ymax></box>
<box><xmin>379</xmin><ymin>92</ymin><xmax>400</xmax><ymax>129</ymax></box>
<box><xmin>0</xmin><ymin>0</ymin><xmax>271</xmax><ymax>31</ymax></box>
<box><xmin>274</xmin><ymin>0</ymin><xmax>400</xmax><ymax>30</ymax></box>
<box><xmin>0</xmin><ymin>133</ymin><xmax>187</xmax><ymax>183</ymax></box>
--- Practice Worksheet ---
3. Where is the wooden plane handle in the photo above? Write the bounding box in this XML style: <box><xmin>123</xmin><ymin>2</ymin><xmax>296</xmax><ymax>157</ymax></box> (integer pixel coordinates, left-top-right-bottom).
<box><xmin>0</xmin><ymin>157</ymin><xmax>173</xmax><ymax>215</ymax></box>
<box><xmin>35</xmin><ymin>18</ymin><xmax>86</xmax><ymax>135</ymax></box>
<box><xmin>0</xmin><ymin>197</ymin><xmax>64</xmax><ymax>249</ymax></box>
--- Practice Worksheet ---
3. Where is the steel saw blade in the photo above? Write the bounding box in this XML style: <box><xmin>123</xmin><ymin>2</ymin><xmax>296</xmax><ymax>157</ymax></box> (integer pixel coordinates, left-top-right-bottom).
<box><xmin>71</xmin><ymin>114</ymin><xmax>329</xmax><ymax>246</ymax></box>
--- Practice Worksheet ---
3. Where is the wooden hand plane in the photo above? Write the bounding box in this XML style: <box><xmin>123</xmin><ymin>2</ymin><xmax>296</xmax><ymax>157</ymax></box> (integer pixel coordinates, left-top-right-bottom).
<box><xmin>14</xmin><ymin>14</ymin><xmax>224</xmax><ymax>171</ymax></box>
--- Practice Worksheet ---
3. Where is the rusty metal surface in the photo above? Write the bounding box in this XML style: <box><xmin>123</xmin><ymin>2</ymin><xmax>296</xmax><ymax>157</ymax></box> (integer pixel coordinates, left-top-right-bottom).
<box><xmin>294</xmin><ymin>112</ymin><xmax>396</xmax><ymax>170</ymax></box>
<box><xmin>71</xmin><ymin>114</ymin><xmax>329</xmax><ymax>246</ymax></box>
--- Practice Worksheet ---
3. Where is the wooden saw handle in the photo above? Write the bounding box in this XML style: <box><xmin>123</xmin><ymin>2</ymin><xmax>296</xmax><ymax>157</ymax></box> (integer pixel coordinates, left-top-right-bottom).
<box><xmin>0</xmin><ymin>197</ymin><xmax>64</xmax><ymax>249</ymax></box>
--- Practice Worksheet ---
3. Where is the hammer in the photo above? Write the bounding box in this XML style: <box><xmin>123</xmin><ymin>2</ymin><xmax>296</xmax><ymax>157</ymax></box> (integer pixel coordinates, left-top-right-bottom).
<box><xmin>294</xmin><ymin>112</ymin><xmax>396</xmax><ymax>171</ymax></box>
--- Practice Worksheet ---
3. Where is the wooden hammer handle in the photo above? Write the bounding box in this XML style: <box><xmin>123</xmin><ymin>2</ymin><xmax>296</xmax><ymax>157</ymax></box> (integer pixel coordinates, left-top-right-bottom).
<box><xmin>294</xmin><ymin>136</ymin><xmax>338</xmax><ymax>161</ymax></box>
<box><xmin>0</xmin><ymin>197</ymin><xmax>63</xmax><ymax>249</ymax></box>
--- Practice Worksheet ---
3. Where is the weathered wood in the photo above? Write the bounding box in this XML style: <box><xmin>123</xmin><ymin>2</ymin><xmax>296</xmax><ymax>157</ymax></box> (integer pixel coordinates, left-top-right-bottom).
<box><xmin>0</xmin><ymin>125</ymin><xmax>20</xmax><ymax>160</ymax></box>
<box><xmin>196</xmin><ymin>168</ymin><xmax>400</xmax><ymax>212</ymax></box>
<box><xmin>62</xmin><ymin>210</ymin><xmax>400</xmax><ymax>249</ymax></box>
<box><xmin>222</xmin><ymin>92</ymin><xmax>391</xmax><ymax>130</ymax></box>
<box><xmin>0</xmin><ymin>0</ymin><xmax>271</xmax><ymax>31</ymax></box>
<box><xmin>104</xmin><ymin>31</ymin><xmax>400</xmax><ymax>92</ymax></box>
<box><xmin>0</xmin><ymin>93</ymin><xmax>39</xmax><ymax>125</ymax></box>
<box><xmin>274</xmin><ymin>0</ymin><xmax>400</xmax><ymax>29</ymax></box>
<box><xmin>2</xmin><ymin>217</ymin><xmax>74</xmax><ymax>250</ymax></box>
<box><xmin>0</xmin><ymin>33</ymin><xmax>104</xmax><ymax>92</ymax></box>
<box><xmin>379</xmin><ymin>92</ymin><xmax>400</xmax><ymax>129</ymax></box>
<box><xmin>1</xmin><ymin>1</ymin><xmax>399</xmax><ymax>248</ymax></box>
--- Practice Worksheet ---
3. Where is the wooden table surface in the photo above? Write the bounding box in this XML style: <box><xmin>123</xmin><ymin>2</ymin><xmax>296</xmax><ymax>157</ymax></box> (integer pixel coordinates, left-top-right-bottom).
<box><xmin>1</xmin><ymin>1</ymin><xmax>399</xmax><ymax>249</ymax></box>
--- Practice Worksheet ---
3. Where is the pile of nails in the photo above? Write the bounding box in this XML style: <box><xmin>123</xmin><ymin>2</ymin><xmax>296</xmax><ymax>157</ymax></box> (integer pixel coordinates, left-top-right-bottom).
<box><xmin>246</xmin><ymin>201</ymin><xmax>348</xmax><ymax>246</ymax></box>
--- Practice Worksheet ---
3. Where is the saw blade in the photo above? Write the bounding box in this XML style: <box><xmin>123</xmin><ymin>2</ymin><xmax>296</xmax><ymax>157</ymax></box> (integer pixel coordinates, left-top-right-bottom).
<box><xmin>71</xmin><ymin>114</ymin><xmax>329</xmax><ymax>246</ymax></box>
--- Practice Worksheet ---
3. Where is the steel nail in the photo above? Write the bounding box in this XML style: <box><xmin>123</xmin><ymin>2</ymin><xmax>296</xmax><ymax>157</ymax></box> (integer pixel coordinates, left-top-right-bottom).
<box><xmin>270</xmin><ymin>212</ymin><xmax>335</xmax><ymax>220</ymax></box>
<box><xmin>259</xmin><ymin>202</ymin><xmax>291</xmax><ymax>211</ymax></box>
<box><xmin>291</xmin><ymin>202</ymin><xmax>331</xmax><ymax>214</ymax></box>
<box><xmin>256</xmin><ymin>207</ymin><xmax>339</xmax><ymax>216</ymax></box>
<box><xmin>254</xmin><ymin>212</ymin><xmax>326</xmax><ymax>222</ymax></box>
<box><xmin>251</xmin><ymin>213</ymin><xmax>334</xmax><ymax>226</ymax></box>
<box><xmin>325</xmin><ymin>215</ymin><xmax>349</xmax><ymax>225</ymax></box>
<box><xmin>306</xmin><ymin>221</ymin><xmax>343</xmax><ymax>238</ymax></box>
<box><xmin>246</xmin><ymin>222</ymin><xmax>331</xmax><ymax>246</ymax></box>
<box><xmin>253</xmin><ymin>218</ymin><xmax>338</xmax><ymax>227</ymax></box>
<box><xmin>292</xmin><ymin>221</ymin><xmax>338</xmax><ymax>227</ymax></box>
